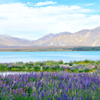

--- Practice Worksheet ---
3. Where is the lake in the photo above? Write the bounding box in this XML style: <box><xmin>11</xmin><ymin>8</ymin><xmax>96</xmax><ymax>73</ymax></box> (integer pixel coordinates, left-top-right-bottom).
<box><xmin>0</xmin><ymin>51</ymin><xmax>100</xmax><ymax>63</ymax></box>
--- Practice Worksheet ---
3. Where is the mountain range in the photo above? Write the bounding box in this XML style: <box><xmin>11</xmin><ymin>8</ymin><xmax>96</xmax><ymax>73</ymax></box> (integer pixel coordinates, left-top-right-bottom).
<box><xmin>0</xmin><ymin>26</ymin><xmax>100</xmax><ymax>47</ymax></box>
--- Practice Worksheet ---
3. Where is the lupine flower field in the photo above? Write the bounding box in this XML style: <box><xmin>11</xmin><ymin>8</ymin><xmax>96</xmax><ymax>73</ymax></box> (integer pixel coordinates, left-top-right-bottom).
<box><xmin>0</xmin><ymin>60</ymin><xmax>100</xmax><ymax>100</ymax></box>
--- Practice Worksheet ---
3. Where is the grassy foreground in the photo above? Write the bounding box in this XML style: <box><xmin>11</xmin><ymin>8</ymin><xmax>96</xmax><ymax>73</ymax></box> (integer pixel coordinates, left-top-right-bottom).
<box><xmin>0</xmin><ymin>60</ymin><xmax>100</xmax><ymax>100</ymax></box>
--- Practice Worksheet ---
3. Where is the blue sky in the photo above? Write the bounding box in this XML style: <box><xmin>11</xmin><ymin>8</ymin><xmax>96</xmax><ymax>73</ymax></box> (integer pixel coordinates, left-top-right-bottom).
<box><xmin>0</xmin><ymin>0</ymin><xmax>100</xmax><ymax>40</ymax></box>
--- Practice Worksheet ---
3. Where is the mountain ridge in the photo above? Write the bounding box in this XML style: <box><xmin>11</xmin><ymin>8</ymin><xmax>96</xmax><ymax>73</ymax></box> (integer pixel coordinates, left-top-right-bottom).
<box><xmin>0</xmin><ymin>26</ymin><xmax>100</xmax><ymax>47</ymax></box>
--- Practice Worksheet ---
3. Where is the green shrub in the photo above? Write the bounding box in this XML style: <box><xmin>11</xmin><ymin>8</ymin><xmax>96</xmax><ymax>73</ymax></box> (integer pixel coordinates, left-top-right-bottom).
<box><xmin>50</xmin><ymin>66</ymin><xmax>60</xmax><ymax>70</ymax></box>
<box><xmin>40</xmin><ymin>63</ymin><xmax>43</xmax><ymax>66</ymax></box>
<box><xmin>84</xmin><ymin>69</ymin><xmax>90</xmax><ymax>72</ymax></box>
<box><xmin>33</xmin><ymin>65</ymin><xmax>40</xmax><ymax>70</ymax></box>
<box><xmin>58</xmin><ymin>60</ymin><xmax>63</xmax><ymax>64</ymax></box>
<box><xmin>78</xmin><ymin>70</ymin><xmax>83</xmax><ymax>73</ymax></box>
<box><xmin>43</xmin><ymin>66</ymin><xmax>50</xmax><ymax>70</ymax></box>
<box><xmin>84</xmin><ymin>60</ymin><xmax>90</xmax><ymax>63</ymax></box>
<box><xmin>64</xmin><ymin>63</ymin><xmax>68</xmax><ymax>65</ymax></box>
<box><xmin>69</xmin><ymin>63</ymin><xmax>73</xmax><ymax>66</ymax></box>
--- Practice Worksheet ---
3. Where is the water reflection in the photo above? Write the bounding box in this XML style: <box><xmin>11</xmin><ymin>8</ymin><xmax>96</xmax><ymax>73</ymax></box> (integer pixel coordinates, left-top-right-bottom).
<box><xmin>0</xmin><ymin>71</ymin><xmax>30</xmax><ymax>76</ymax></box>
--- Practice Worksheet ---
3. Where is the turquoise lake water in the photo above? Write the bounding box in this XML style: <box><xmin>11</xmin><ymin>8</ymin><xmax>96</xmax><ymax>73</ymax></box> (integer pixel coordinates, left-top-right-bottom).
<box><xmin>0</xmin><ymin>51</ymin><xmax>100</xmax><ymax>63</ymax></box>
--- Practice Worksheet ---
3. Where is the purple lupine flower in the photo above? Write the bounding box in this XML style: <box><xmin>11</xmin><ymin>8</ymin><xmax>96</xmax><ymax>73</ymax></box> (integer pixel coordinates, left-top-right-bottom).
<box><xmin>60</xmin><ymin>66</ymin><xmax>67</xmax><ymax>69</ymax></box>
<box><xmin>22</xmin><ymin>93</ymin><xmax>26</xmax><ymax>97</ymax></box>
<box><xmin>26</xmin><ymin>63</ymin><xmax>28</xmax><ymax>66</ymax></box>
<box><xmin>94</xmin><ymin>85</ymin><xmax>97</xmax><ymax>90</ymax></box>
<box><xmin>52</xmin><ymin>73</ymin><xmax>55</xmax><ymax>76</ymax></box>
<box><xmin>9</xmin><ymin>95</ymin><xmax>12</xmax><ymax>100</ymax></box>
<box><xmin>70</xmin><ymin>67</ymin><xmax>75</xmax><ymax>70</ymax></box>
<box><xmin>7</xmin><ymin>65</ymin><xmax>12</xmax><ymax>68</ymax></box>
<box><xmin>13</xmin><ymin>89</ymin><xmax>16</xmax><ymax>95</ymax></box>
<box><xmin>0</xmin><ymin>80</ymin><xmax>3</xmax><ymax>87</ymax></box>
<box><xmin>38</xmin><ymin>95</ymin><xmax>40</xmax><ymax>100</ymax></box>
<box><xmin>3</xmin><ymin>63</ymin><xmax>9</xmax><ymax>66</ymax></box>
<box><xmin>73</xmin><ymin>98</ymin><xmax>76</xmax><ymax>100</ymax></box>
<box><xmin>86</xmin><ymin>97</ymin><xmax>89</xmax><ymax>100</ymax></box>
<box><xmin>44</xmin><ymin>89</ymin><xmax>46</xmax><ymax>92</ymax></box>
<box><xmin>57</xmin><ymin>97</ymin><xmax>61</xmax><ymax>100</ymax></box>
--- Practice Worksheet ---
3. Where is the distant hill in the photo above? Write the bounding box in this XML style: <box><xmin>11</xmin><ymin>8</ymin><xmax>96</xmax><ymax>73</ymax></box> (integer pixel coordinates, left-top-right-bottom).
<box><xmin>0</xmin><ymin>34</ymin><xmax>32</xmax><ymax>46</ymax></box>
<box><xmin>0</xmin><ymin>26</ymin><xmax>100</xmax><ymax>47</ymax></box>
<box><xmin>32</xmin><ymin>27</ymin><xmax>100</xmax><ymax>46</ymax></box>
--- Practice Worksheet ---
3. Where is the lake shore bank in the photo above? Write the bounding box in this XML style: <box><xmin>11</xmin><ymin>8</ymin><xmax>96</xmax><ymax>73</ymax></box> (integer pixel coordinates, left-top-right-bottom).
<box><xmin>0</xmin><ymin>60</ymin><xmax>100</xmax><ymax>73</ymax></box>
<box><xmin>0</xmin><ymin>46</ymin><xmax>100</xmax><ymax>52</ymax></box>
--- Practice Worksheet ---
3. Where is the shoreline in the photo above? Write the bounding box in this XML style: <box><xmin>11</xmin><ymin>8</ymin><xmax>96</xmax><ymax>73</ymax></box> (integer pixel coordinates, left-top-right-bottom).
<box><xmin>0</xmin><ymin>46</ymin><xmax>100</xmax><ymax>52</ymax></box>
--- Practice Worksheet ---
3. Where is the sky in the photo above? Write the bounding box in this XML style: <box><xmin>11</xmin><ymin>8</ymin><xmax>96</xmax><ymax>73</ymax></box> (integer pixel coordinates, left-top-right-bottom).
<box><xmin>0</xmin><ymin>0</ymin><xmax>100</xmax><ymax>40</ymax></box>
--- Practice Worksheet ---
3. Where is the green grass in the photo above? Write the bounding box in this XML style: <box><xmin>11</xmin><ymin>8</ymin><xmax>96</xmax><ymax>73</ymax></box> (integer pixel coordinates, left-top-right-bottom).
<box><xmin>0</xmin><ymin>60</ymin><xmax>100</xmax><ymax>73</ymax></box>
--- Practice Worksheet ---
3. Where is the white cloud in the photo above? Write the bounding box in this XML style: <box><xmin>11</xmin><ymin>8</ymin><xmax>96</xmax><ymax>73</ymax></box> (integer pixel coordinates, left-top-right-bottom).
<box><xmin>27</xmin><ymin>2</ymin><xmax>31</xmax><ymax>5</ymax></box>
<box><xmin>85</xmin><ymin>3</ymin><xmax>95</xmax><ymax>6</ymax></box>
<box><xmin>0</xmin><ymin>2</ymin><xmax>100</xmax><ymax>40</ymax></box>
<box><xmin>35</xmin><ymin>1</ymin><xmax>56</xmax><ymax>6</ymax></box>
